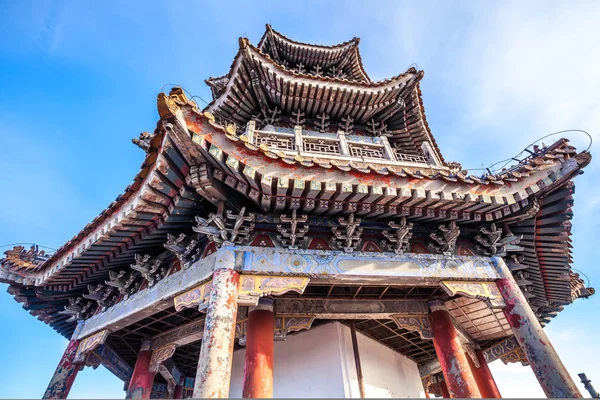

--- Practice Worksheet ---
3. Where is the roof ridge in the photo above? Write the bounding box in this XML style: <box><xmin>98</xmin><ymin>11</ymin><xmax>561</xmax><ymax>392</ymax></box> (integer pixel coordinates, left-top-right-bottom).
<box><xmin>258</xmin><ymin>23</ymin><xmax>360</xmax><ymax>51</ymax></box>
<box><xmin>257</xmin><ymin>24</ymin><xmax>371</xmax><ymax>82</ymax></box>
<box><xmin>241</xmin><ymin>38</ymin><xmax>418</xmax><ymax>87</ymax></box>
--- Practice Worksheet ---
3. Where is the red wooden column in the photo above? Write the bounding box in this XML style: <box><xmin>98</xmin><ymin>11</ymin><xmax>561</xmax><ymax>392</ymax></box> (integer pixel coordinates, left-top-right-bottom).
<box><xmin>193</xmin><ymin>266</ymin><xmax>240</xmax><ymax>398</ymax></box>
<box><xmin>173</xmin><ymin>381</ymin><xmax>184</xmax><ymax>399</ymax></box>
<box><xmin>466</xmin><ymin>348</ymin><xmax>502</xmax><ymax>398</ymax></box>
<box><xmin>493</xmin><ymin>257</ymin><xmax>582</xmax><ymax>398</ymax></box>
<box><xmin>126</xmin><ymin>343</ymin><xmax>156</xmax><ymax>399</ymax></box>
<box><xmin>43</xmin><ymin>339</ymin><xmax>81</xmax><ymax>399</ymax></box>
<box><xmin>242</xmin><ymin>298</ymin><xmax>275</xmax><ymax>398</ymax></box>
<box><xmin>439</xmin><ymin>381</ymin><xmax>451</xmax><ymax>398</ymax></box>
<box><xmin>428</xmin><ymin>300</ymin><xmax>481</xmax><ymax>398</ymax></box>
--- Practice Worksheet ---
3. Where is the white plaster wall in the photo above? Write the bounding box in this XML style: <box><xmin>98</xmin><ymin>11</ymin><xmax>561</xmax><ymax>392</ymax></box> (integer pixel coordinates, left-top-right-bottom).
<box><xmin>229</xmin><ymin>322</ymin><xmax>425</xmax><ymax>398</ymax></box>
<box><xmin>351</xmin><ymin>327</ymin><xmax>425</xmax><ymax>398</ymax></box>
<box><xmin>230</xmin><ymin>323</ymin><xmax>348</xmax><ymax>398</ymax></box>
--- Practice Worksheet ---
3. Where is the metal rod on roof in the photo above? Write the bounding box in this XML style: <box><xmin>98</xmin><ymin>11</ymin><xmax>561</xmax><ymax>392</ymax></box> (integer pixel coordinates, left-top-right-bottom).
<box><xmin>579</xmin><ymin>373</ymin><xmax>599</xmax><ymax>398</ymax></box>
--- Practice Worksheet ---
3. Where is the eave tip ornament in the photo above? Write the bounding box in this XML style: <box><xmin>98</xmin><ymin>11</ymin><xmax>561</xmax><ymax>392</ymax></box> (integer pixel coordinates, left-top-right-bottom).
<box><xmin>1</xmin><ymin>244</ymin><xmax>49</xmax><ymax>270</ymax></box>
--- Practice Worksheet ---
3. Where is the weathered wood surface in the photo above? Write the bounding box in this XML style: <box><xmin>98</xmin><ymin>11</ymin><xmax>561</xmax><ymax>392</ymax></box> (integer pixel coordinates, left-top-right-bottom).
<box><xmin>75</xmin><ymin>251</ymin><xmax>219</xmax><ymax>339</ymax></box>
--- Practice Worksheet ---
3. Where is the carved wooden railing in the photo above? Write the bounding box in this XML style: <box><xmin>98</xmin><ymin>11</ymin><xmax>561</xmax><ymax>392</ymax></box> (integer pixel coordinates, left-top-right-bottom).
<box><xmin>243</xmin><ymin>121</ymin><xmax>438</xmax><ymax>168</ymax></box>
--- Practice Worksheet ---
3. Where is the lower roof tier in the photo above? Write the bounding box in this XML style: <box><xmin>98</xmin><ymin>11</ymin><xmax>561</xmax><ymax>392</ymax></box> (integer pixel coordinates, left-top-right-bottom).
<box><xmin>0</xmin><ymin>89</ymin><xmax>593</xmax><ymax>340</ymax></box>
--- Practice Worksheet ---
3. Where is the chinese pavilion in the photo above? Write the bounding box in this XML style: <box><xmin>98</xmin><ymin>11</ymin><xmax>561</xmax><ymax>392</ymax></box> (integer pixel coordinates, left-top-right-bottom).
<box><xmin>0</xmin><ymin>25</ymin><xmax>593</xmax><ymax>399</ymax></box>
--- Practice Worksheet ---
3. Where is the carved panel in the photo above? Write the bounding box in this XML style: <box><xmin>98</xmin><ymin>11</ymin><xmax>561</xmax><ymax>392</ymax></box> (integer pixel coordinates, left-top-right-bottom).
<box><xmin>149</xmin><ymin>344</ymin><xmax>177</xmax><ymax>373</ymax></box>
<box><xmin>238</xmin><ymin>275</ymin><xmax>310</xmax><ymax>306</ymax></box>
<box><xmin>391</xmin><ymin>314</ymin><xmax>433</xmax><ymax>339</ymax></box>
<box><xmin>462</xmin><ymin>342</ymin><xmax>480</xmax><ymax>368</ymax></box>
<box><xmin>483</xmin><ymin>336</ymin><xmax>529</xmax><ymax>366</ymax></box>
<box><xmin>236</xmin><ymin>314</ymin><xmax>315</xmax><ymax>345</ymax></box>
<box><xmin>173</xmin><ymin>280</ymin><xmax>212</xmax><ymax>312</ymax></box>
<box><xmin>84</xmin><ymin>351</ymin><xmax>103</xmax><ymax>369</ymax></box>
<box><xmin>73</xmin><ymin>329</ymin><xmax>109</xmax><ymax>364</ymax></box>
<box><xmin>151</xmin><ymin>319</ymin><xmax>205</xmax><ymax>350</ymax></box>
<box><xmin>440</xmin><ymin>281</ymin><xmax>505</xmax><ymax>308</ymax></box>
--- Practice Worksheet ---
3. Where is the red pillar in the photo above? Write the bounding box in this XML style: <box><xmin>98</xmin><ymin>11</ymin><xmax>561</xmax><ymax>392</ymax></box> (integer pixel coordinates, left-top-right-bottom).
<box><xmin>43</xmin><ymin>339</ymin><xmax>81</xmax><ymax>399</ymax></box>
<box><xmin>466</xmin><ymin>349</ymin><xmax>502</xmax><ymax>398</ymax></box>
<box><xmin>173</xmin><ymin>383</ymin><xmax>184</xmax><ymax>399</ymax></box>
<box><xmin>439</xmin><ymin>381</ymin><xmax>451</xmax><ymax>398</ymax></box>
<box><xmin>242</xmin><ymin>298</ymin><xmax>275</xmax><ymax>398</ymax></box>
<box><xmin>429</xmin><ymin>300</ymin><xmax>481</xmax><ymax>398</ymax></box>
<box><xmin>126</xmin><ymin>346</ymin><xmax>156</xmax><ymax>399</ymax></box>
<box><xmin>493</xmin><ymin>257</ymin><xmax>582</xmax><ymax>398</ymax></box>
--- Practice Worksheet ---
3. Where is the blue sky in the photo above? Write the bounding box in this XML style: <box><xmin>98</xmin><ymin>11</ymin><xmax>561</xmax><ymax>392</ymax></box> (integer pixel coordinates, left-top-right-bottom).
<box><xmin>0</xmin><ymin>1</ymin><xmax>598</xmax><ymax>398</ymax></box>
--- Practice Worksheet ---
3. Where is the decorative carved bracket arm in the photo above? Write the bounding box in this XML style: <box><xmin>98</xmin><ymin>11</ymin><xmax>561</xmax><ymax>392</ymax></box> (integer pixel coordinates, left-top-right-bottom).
<box><xmin>73</xmin><ymin>329</ymin><xmax>109</xmax><ymax>364</ymax></box>
<box><xmin>483</xmin><ymin>336</ymin><xmax>529</xmax><ymax>366</ymax></box>
<box><xmin>235</xmin><ymin>314</ymin><xmax>315</xmax><ymax>346</ymax></box>
<box><xmin>440</xmin><ymin>280</ymin><xmax>506</xmax><ymax>308</ymax></box>
<box><xmin>391</xmin><ymin>314</ymin><xmax>433</xmax><ymax>339</ymax></box>
<box><xmin>149</xmin><ymin>344</ymin><xmax>177</xmax><ymax>373</ymax></box>
<box><xmin>238</xmin><ymin>275</ymin><xmax>310</xmax><ymax>306</ymax></box>
<box><xmin>462</xmin><ymin>342</ymin><xmax>480</xmax><ymax>368</ymax></box>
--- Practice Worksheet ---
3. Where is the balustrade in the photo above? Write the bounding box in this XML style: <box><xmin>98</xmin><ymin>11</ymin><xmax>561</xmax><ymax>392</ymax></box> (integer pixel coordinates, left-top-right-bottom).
<box><xmin>246</xmin><ymin>123</ymin><xmax>443</xmax><ymax>168</ymax></box>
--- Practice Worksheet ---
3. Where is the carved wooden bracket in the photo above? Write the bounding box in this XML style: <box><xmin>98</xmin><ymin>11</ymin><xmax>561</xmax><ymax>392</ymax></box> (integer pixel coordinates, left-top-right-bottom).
<box><xmin>391</xmin><ymin>314</ymin><xmax>433</xmax><ymax>339</ymax></box>
<box><xmin>83</xmin><ymin>351</ymin><xmax>103</xmax><ymax>369</ymax></box>
<box><xmin>173</xmin><ymin>281</ymin><xmax>212</xmax><ymax>312</ymax></box>
<box><xmin>238</xmin><ymin>275</ymin><xmax>310</xmax><ymax>306</ymax></box>
<box><xmin>440</xmin><ymin>280</ymin><xmax>505</xmax><ymax>308</ymax></box>
<box><xmin>428</xmin><ymin>221</ymin><xmax>460</xmax><ymax>255</ymax></box>
<box><xmin>235</xmin><ymin>314</ymin><xmax>315</xmax><ymax>345</ymax></box>
<box><xmin>381</xmin><ymin>217</ymin><xmax>413</xmax><ymax>255</ymax></box>
<box><xmin>330</xmin><ymin>213</ymin><xmax>363</xmax><ymax>253</ymax></box>
<box><xmin>483</xmin><ymin>336</ymin><xmax>529</xmax><ymax>366</ymax></box>
<box><xmin>462</xmin><ymin>342</ymin><xmax>480</xmax><ymax>368</ymax></box>
<box><xmin>164</xmin><ymin>233</ymin><xmax>201</xmax><ymax>268</ymax></box>
<box><xmin>149</xmin><ymin>344</ymin><xmax>177</xmax><ymax>373</ymax></box>
<box><xmin>130</xmin><ymin>254</ymin><xmax>166</xmax><ymax>288</ymax></box>
<box><xmin>73</xmin><ymin>329</ymin><xmax>109</xmax><ymax>364</ymax></box>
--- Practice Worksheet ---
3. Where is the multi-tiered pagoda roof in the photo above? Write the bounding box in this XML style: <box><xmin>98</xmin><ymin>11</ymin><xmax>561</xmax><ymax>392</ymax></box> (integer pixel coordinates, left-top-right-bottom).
<box><xmin>0</xmin><ymin>25</ymin><xmax>593</xmax><ymax>379</ymax></box>
<box><xmin>205</xmin><ymin>24</ymin><xmax>444</xmax><ymax>162</ymax></box>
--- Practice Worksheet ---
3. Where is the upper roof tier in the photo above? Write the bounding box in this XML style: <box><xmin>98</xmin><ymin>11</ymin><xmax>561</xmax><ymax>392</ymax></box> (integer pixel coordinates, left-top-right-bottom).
<box><xmin>257</xmin><ymin>24</ymin><xmax>370</xmax><ymax>83</ymax></box>
<box><xmin>204</xmin><ymin>29</ymin><xmax>444</xmax><ymax>162</ymax></box>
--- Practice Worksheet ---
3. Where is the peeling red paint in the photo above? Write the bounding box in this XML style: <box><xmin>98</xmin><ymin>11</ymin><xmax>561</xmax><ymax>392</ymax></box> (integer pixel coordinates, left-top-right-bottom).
<box><xmin>126</xmin><ymin>350</ymin><xmax>156</xmax><ymax>400</ymax></box>
<box><xmin>494</xmin><ymin>258</ymin><xmax>582</xmax><ymax>398</ymax></box>
<box><xmin>43</xmin><ymin>339</ymin><xmax>81</xmax><ymax>399</ymax></box>
<box><xmin>243</xmin><ymin>304</ymin><xmax>275</xmax><ymax>398</ymax></box>
<box><xmin>429</xmin><ymin>303</ymin><xmax>481</xmax><ymax>398</ymax></box>
<box><xmin>193</xmin><ymin>268</ymin><xmax>240</xmax><ymax>398</ymax></box>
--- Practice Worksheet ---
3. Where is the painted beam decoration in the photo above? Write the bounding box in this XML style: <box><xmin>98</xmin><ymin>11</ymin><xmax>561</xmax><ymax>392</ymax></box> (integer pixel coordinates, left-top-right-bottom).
<box><xmin>92</xmin><ymin>344</ymin><xmax>133</xmax><ymax>382</ymax></box>
<box><xmin>440</xmin><ymin>280</ymin><xmax>505</xmax><ymax>308</ymax></box>
<box><xmin>240</xmin><ymin>246</ymin><xmax>499</xmax><ymax>282</ymax></box>
<box><xmin>73</xmin><ymin>329</ymin><xmax>109</xmax><ymax>364</ymax></box>
<box><xmin>236</xmin><ymin>314</ymin><xmax>315</xmax><ymax>345</ymax></box>
<box><xmin>483</xmin><ymin>336</ymin><xmax>529</xmax><ymax>366</ymax></box>
<box><xmin>391</xmin><ymin>314</ymin><xmax>433</xmax><ymax>339</ymax></box>
<box><xmin>173</xmin><ymin>280</ymin><xmax>212</xmax><ymax>312</ymax></box>
<box><xmin>149</xmin><ymin>344</ymin><xmax>177</xmax><ymax>373</ymax></box>
<box><xmin>237</xmin><ymin>275</ymin><xmax>310</xmax><ymax>306</ymax></box>
<box><xmin>151</xmin><ymin>319</ymin><xmax>206</xmax><ymax>350</ymax></box>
